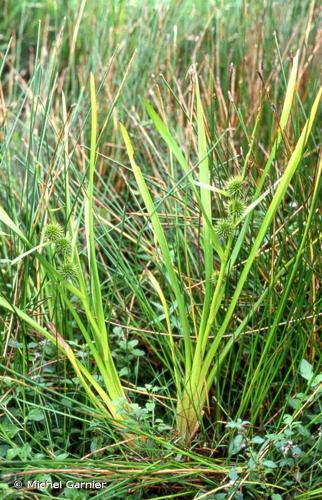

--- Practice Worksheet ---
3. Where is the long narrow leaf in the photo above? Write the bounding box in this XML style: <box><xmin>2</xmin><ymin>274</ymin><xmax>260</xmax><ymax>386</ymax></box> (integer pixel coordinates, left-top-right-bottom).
<box><xmin>0</xmin><ymin>296</ymin><xmax>115</xmax><ymax>417</ymax></box>
<box><xmin>0</xmin><ymin>206</ymin><xmax>29</xmax><ymax>244</ymax></box>
<box><xmin>196</xmin><ymin>79</ymin><xmax>213</xmax><ymax>339</ymax></box>
<box><xmin>120</xmin><ymin>123</ymin><xmax>193</xmax><ymax>374</ymax></box>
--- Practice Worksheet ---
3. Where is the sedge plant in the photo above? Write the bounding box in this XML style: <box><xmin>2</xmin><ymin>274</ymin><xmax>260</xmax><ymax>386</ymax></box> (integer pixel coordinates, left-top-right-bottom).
<box><xmin>0</xmin><ymin>40</ymin><xmax>320</xmax><ymax>450</ymax></box>
<box><xmin>0</xmin><ymin>75</ymin><xmax>131</xmax><ymax>433</ymax></box>
<box><xmin>0</xmin><ymin>2</ymin><xmax>320</xmax><ymax>494</ymax></box>
<box><xmin>121</xmin><ymin>52</ymin><xmax>322</xmax><ymax>443</ymax></box>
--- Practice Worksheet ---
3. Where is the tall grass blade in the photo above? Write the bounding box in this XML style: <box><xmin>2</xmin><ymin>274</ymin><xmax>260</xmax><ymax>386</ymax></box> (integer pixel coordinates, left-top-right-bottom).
<box><xmin>120</xmin><ymin>123</ymin><xmax>193</xmax><ymax>375</ymax></box>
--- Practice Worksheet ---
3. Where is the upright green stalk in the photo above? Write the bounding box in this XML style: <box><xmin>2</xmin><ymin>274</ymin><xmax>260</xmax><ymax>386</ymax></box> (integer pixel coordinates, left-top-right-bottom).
<box><xmin>120</xmin><ymin>123</ymin><xmax>193</xmax><ymax>377</ymax></box>
<box><xmin>87</xmin><ymin>75</ymin><xmax>125</xmax><ymax>403</ymax></box>
<box><xmin>196</xmin><ymin>78</ymin><xmax>213</xmax><ymax>341</ymax></box>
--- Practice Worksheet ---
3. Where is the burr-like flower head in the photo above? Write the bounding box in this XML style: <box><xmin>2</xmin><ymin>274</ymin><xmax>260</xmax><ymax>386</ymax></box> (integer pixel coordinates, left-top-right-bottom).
<box><xmin>225</xmin><ymin>175</ymin><xmax>244</xmax><ymax>198</ymax></box>
<box><xmin>215</xmin><ymin>218</ymin><xmax>235</xmax><ymax>240</ymax></box>
<box><xmin>60</xmin><ymin>261</ymin><xmax>78</xmax><ymax>282</ymax></box>
<box><xmin>226</xmin><ymin>198</ymin><xmax>246</xmax><ymax>220</ymax></box>
<box><xmin>45</xmin><ymin>223</ymin><xmax>64</xmax><ymax>243</ymax></box>
<box><xmin>56</xmin><ymin>237</ymin><xmax>72</xmax><ymax>257</ymax></box>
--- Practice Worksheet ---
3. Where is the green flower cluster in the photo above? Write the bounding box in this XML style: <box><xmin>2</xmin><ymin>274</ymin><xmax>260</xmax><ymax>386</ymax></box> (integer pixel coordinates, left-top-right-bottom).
<box><xmin>60</xmin><ymin>261</ymin><xmax>78</xmax><ymax>282</ymax></box>
<box><xmin>45</xmin><ymin>223</ymin><xmax>77</xmax><ymax>282</ymax></box>
<box><xmin>214</xmin><ymin>176</ymin><xmax>247</xmax><ymax>242</ymax></box>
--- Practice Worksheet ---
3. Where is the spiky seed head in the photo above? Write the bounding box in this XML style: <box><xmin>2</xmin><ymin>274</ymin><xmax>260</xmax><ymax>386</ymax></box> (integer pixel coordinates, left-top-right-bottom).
<box><xmin>56</xmin><ymin>237</ymin><xmax>72</xmax><ymax>257</ymax></box>
<box><xmin>60</xmin><ymin>261</ymin><xmax>78</xmax><ymax>282</ymax></box>
<box><xmin>226</xmin><ymin>198</ymin><xmax>246</xmax><ymax>220</ymax></box>
<box><xmin>215</xmin><ymin>218</ymin><xmax>235</xmax><ymax>240</ymax></box>
<box><xmin>45</xmin><ymin>223</ymin><xmax>64</xmax><ymax>243</ymax></box>
<box><xmin>225</xmin><ymin>175</ymin><xmax>244</xmax><ymax>198</ymax></box>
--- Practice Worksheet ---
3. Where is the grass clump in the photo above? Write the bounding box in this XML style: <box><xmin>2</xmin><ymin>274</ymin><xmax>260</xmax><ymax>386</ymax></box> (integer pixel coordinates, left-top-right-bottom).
<box><xmin>122</xmin><ymin>71</ymin><xmax>321</xmax><ymax>444</ymax></box>
<box><xmin>0</xmin><ymin>0</ymin><xmax>321</xmax><ymax>497</ymax></box>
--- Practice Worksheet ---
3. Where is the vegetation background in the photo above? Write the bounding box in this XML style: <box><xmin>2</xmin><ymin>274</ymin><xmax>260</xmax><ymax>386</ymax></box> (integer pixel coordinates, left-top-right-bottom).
<box><xmin>0</xmin><ymin>0</ymin><xmax>321</xmax><ymax>498</ymax></box>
